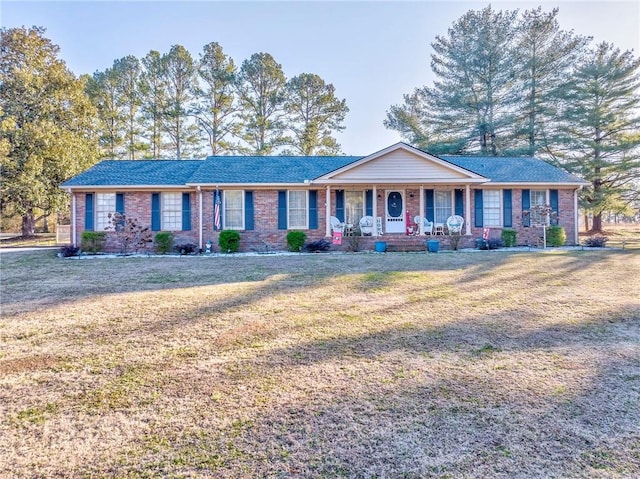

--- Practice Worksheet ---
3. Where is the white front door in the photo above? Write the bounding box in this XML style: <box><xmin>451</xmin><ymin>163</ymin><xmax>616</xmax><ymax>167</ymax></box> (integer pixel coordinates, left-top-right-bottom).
<box><xmin>385</xmin><ymin>191</ymin><xmax>405</xmax><ymax>233</ymax></box>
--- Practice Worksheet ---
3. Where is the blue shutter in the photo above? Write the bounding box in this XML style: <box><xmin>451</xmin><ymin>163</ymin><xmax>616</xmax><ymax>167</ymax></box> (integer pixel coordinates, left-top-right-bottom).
<box><xmin>365</xmin><ymin>190</ymin><xmax>373</xmax><ymax>216</ymax></box>
<box><xmin>549</xmin><ymin>189</ymin><xmax>559</xmax><ymax>225</ymax></box>
<box><xmin>85</xmin><ymin>193</ymin><xmax>94</xmax><ymax>231</ymax></box>
<box><xmin>151</xmin><ymin>193</ymin><xmax>161</xmax><ymax>231</ymax></box>
<box><xmin>115</xmin><ymin>193</ymin><xmax>125</xmax><ymax>214</ymax></box>
<box><xmin>425</xmin><ymin>189</ymin><xmax>434</xmax><ymax>222</ymax></box>
<box><xmin>182</xmin><ymin>193</ymin><xmax>191</xmax><ymax>231</ymax></box>
<box><xmin>277</xmin><ymin>190</ymin><xmax>287</xmax><ymax>230</ymax></box>
<box><xmin>503</xmin><ymin>189</ymin><xmax>513</xmax><ymax>228</ymax></box>
<box><xmin>245</xmin><ymin>191</ymin><xmax>254</xmax><ymax>230</ymax></box>
<box><xmin>474</xmin><ymin>190</ymin><xmax>484</xmax><ymax>228</ymax></box>
<box><xmin>309</xmin><ymin>190</ymin><xmax>318</xmax><ymax>229</ymax></box>
<box><xmin>454</xmin><ymin>189</ymin><xmax>464</xmax><ymax>217</ymax></box>
<box><xmin>522</xmin><ymin>189</ymin><xmax>531</xmax><ymax>227</ymax></box>
<box><xmin>335</xmin><ymin>190</ymin><xmax>345</xmax><ymax>222</ymax></box>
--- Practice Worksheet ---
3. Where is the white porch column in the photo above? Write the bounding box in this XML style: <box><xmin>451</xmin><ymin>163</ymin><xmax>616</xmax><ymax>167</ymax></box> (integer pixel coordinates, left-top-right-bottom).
<box><xmin>372</xmin><ymin>185</ymin><xmax>378</xmax><ymax>236</ymax></box>
<box><xmin>419</xmin><ymin>185</ymin><xmax>425</xmax><ymax>235</ymax></box>
<box><xmin>70</xmin><ymin>191</ymin><xmax>77</xmax><ymax>246</ymax></box>
<box><xmin>325</xmin><ymin>185</ymin><xmax>331</xmax><ymax>237</ymax></box>
<box><xmin>574</xmin><ymin>188</ymin><xmax>579</xmax><ymax>244</ymax></box>
<box><xmin>465</xmin><ymin>185</ymin><xmax>471</xmax><ymax>235</ymax></box>
<box><xmin>198</xmin><ymin>186</ymin><xmax>203</xmax><ymax>250</ymax></box>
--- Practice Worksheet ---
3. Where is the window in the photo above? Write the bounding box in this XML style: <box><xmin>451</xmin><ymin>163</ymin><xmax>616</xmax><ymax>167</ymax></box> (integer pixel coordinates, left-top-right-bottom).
<box><xmin>483</xmin><ymin>190</ymin><xmax>501</xmax><ymax>227</ymax></box>
<box><xmin>345</xmin><ymin>191</ymin><xmax>364</xmax><ymax>225</ymax></box>
<box><xmin>224</xmin><ymin>190</ymin><xmax>244</xmax><ymax>230</ymax></box>
<box><xmin>162</xmin><ymin>192</ymin><xmax>182</xmax><ymax>231</ymax></box>
<box><xmin>288</xmin><ymin>191</ymin><xmax>308</xmax><ymax>229</ymax></box>
<box><xmin>434</xmin><ymin>190</ymin><xmax>453</xmax><ymax>224</ymax></box>
<box><xmin>95</xmin><ymin>193</ymin><xmax>116</xmax><ymax>231</ymax></box>
<box><xmin>530</xmin><ymin>189</ymin><xmax>547</xmax><ymax>225</ymax></box>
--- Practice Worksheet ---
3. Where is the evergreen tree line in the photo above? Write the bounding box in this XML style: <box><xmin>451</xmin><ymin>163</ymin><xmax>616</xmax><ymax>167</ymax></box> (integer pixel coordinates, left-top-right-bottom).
<box><xmin>385</xmin><ymin>6</ymin><xmax>640</xmax><ymax>230</ymax></box>
<box><xmin>86</xmin><ymin>43</ymin><xmax>349</xmax><ymax>160</ymax></box>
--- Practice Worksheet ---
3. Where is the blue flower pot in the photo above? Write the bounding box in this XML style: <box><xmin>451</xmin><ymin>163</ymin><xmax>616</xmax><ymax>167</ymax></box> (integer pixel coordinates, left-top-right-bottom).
<box><xmin>374</xmin><ymin>241</ymin><xmax>387</xmax><ymax>253</ymax></box>
<box><xmin>427</xmin><ymin>240</ymin><xmax>440</xmax><ymax>253</ymax></box>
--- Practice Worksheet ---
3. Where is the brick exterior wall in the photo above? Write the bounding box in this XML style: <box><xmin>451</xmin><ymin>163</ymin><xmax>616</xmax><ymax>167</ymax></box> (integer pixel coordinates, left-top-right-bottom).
<box><xmin>73</xmin><ymin>187</ymin><xmax>578</xmax><ymax>253</ymax></box>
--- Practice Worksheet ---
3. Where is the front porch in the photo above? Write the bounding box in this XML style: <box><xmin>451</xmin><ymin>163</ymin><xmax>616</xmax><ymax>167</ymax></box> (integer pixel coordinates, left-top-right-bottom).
<box><xmin>331</xmin><ymin>231</ymin><xmax>474</xmax><ymax>252</ymax></box>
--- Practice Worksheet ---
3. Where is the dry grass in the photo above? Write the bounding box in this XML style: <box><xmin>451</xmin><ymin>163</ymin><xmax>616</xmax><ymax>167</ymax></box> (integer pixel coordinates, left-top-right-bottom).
<box><xmin>1</xmin><ymin>249</ymin><xmax>639</xmax><ymax>478</ymax></box>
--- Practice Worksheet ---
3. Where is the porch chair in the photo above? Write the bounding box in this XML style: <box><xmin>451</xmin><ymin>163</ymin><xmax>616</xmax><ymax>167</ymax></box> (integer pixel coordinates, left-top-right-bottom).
<box><xmin>446</xmin><ymin>215</ymin><xmax>465</xmax><ymax>235</ymax></box>
<box><xmin>330</xmin><ymin>216</ymin><xmax>345</xmax><ymax>234</ymax></box>
<box><xmin>414</xmin><ymin>216</ymin><xmax>434</xmax><ymax>235</ymax></box>
<box><xmin>359</xmin><ymin>215</ymin><xmax>374</xmax><ymax>236</ymax></box>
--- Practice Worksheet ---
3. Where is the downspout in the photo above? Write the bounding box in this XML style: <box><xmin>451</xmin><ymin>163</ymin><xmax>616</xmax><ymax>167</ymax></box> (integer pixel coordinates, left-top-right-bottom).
<box><xmin>574</xmin><ymin>186</ymin><xmax>582</xmax><ymax>245</ymax></box>
<box><xmin>325</xmin><ymin>185</ymin><xmax>331</xmax><ymax>237</ymax></box>
<box><xmin>419</xmin><ymin>185</ymin><xmax>425</xmax><ymax>235</ymax></box>
<box><xmin>372</xmin><ymin>185</ymin><xmax>378</xmax><ymax>237</ymax></box>
<box><xmin>465</xmin><ymin>185</ymin><xmax>471</xmax><ymax>235</ymax></box>
<box><xmin>69</xmin><ymin>189</ymin><xmax>77</xmax><ymax>246</ymax></box>
<box><xmin>197</xmin><ymin>186</ymin><xmax>203</xmax><ymax>251</ymax></box>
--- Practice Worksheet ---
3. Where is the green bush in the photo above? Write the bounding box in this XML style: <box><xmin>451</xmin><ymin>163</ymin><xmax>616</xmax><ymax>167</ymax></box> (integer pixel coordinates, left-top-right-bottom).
<box><xmin>80</xmin><ymin>231</ymin><xmax>106</xmax><ymax>253</ymax></box>
<box><xmin>154</xmin><ymin>231</ymin><xmax>174</xmax><ymax>254</ymax></box>
<box><xmin>218</xmin><ymin>230</ymin><xmax>240</xmax><ymax>253</ymax></box>
<box><xmin>286</xmin><ymin>231</ymin><xmax>306</xmax><ymax>252</ymax></box>
<box><xmin>501</xmin><ymin>228</ymin><xmax>517</xmax><ymax>247</ymax></box>
<box><xmin>546</xmin><ymin>225</ymin><xmax>566</xmax><ymax>247</ymax></box>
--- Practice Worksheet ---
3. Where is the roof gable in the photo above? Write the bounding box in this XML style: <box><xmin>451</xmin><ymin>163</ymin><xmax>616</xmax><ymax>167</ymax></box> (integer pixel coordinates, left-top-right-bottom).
<box><xmin>315</xmin><ymin>143</ymin><xmax>487</xmax><ymax>184</ymax></box>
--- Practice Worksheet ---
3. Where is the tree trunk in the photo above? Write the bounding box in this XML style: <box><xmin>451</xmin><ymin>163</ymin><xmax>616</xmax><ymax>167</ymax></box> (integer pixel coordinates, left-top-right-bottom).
<box><xmin>21</xmin><ymin>210</ymin><xmax>36</xmax><ymax>237</ymax></box>
<box><xmin>592</xmin><ymin>213</ymin><xmax>603</xmax><ymax>233</ymax></box>
<box><xmin>583</xmin><ymin>212</ymin><xmax>589</xmax><ymax>232</ymax></box>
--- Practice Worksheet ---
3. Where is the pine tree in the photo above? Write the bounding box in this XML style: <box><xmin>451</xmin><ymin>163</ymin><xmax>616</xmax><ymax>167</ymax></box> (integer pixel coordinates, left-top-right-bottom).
<box><xmin>236</xmin><ymin>52</ymin><xmax>287</xmax><ymax>155</ymax></box>
<box><xmin>284</xmin><ymin>73</ymin><xmax>348</xmax><ymax>155</ymax></box>
<box><xmin>194</xmin><ymin>42</ymin><xmax>239</xmax><ymax>155</ymax></box>
<box><xmin>86</xmin><ymin>67</ymin><xmax>126</xmax><ymax>159</ymax></box>
<box><xmin>160</xmin><ymin>45</ymin><xmax>200</xmax><ymax>159</ymax></box>
<box><xmin>140</xmin><ymin>50</ymin><xmax>167</xmax><ymax>158</ymax></box>
<box><xmin>555</xmin><ymin>42</ymin><xmax>640</xmax><ymax>232</ymax></box>
<box><xmin>113</xmin><ymin>55</ymin><xmax>145</xmax><ymax>159</ymax></box>
<box><xmin>514</xmin><ymin>7</ymin><xmax>589</xmax><ymax>156</ymax></box>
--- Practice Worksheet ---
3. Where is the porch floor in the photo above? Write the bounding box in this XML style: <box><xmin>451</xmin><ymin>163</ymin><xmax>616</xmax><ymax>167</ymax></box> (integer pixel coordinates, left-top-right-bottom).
<box><xmin>337</xmin><ymin>234</ymin><xmax>473</xmax><ymax>252</ymax></box>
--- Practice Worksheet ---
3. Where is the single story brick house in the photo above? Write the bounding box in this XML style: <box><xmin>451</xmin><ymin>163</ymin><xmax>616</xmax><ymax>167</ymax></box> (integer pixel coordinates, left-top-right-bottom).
<box><xmin>61</xmin><ymin>142</ymin><xmax>588</xmax><ymax>252</ymax></box>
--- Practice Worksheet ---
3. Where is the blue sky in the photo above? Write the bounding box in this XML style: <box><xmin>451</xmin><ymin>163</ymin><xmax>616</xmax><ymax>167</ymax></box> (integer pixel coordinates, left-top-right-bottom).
<box><xmin>2</xmin><ymin>0</ymin><xmax>639</xmax><ymax>155</ymax></box>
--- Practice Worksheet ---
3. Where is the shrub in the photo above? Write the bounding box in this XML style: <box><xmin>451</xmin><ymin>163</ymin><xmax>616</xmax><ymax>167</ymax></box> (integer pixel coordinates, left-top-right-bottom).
<box><xmin>218</xmin><ymin>230</ymin><xmax>240</xmax><ymax>253</ymax></box>
<box><xmin>584</xmin><ymin>235</ymin><xmax>608</xmax><ymax>247</ymax></box>
<box><xmin>501</xmin><ymin>228</ymin><xmax>517</xmax><ymax>247</ymax></box>
<box><xmin>477</xmin><ymin>238</ymin><xmax>503</xmax><ymax>250</ymax></box>
<box><xmin>106</xmin><ymin>213</ymin><xmax>153</xmax><ymax>253</ymax></box>
<box><xmin>81</xmin><ymin>231</ymin><xmax>106</xmax><ymax>253</ymax></box>
<box><xmin>286</xmin><ymin>231</ymin><xmax>307</xmax><ymax>252</ymax></box>
<box><xmin>304</xmin><ymin>239</ymin><xmax>331</xmax><ymax>252</ymax></box>
<box><xmin>346</xmin><ymin>226</ymin><xmax>362</xmax><ymax>252</ymax></box>
<box><xmin>546</xmin><ymin>225</ymin><xmax>566</xmax><ymax>247</ymax></box>
<box><xmin>59</xmin><ymin>244</ymin><xmax>80</xmax><ymax>257</ymax></box>
<box><xmin>174</xmin><ymin>242</ymin><xmax>198</xmax><ymax>255</ymax></box>
<box><xmin>449</xmin><ymin>231</ymin><xmax>462</xmax><ymax>251</ymax></box>
<box><xmin>154</xmin><ymin>231</ymin><xmax>174</xmax><ymax>254</ymax></box>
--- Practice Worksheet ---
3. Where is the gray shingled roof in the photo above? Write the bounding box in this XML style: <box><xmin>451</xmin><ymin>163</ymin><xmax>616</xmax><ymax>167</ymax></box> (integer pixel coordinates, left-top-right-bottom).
<box><xmin>61</xmin><ymin>152</ymin><xmax>586</xmax><ymax>187</ymax></box>
<box><xmin>440</xmin><ymin>156</ymin><xmax>586</xmax><ymax>184</ymax></box>
<box><xmin>188</xmin><ymin>155</ymin><xmax>362</xmax><ymax>184</ymax></box>
<box><xmin>61</xmin><ymin>160</ymin><xmax>204</xmax><ymax>187</ymax></box>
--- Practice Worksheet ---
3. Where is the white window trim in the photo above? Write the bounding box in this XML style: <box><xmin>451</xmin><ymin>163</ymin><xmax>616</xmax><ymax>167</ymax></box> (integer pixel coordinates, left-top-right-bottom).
<box><xmin>288</xmin><ymin>190</ymin><xmax>309</xmax><ymax>230</ymax></box>
<box><xmin>530</xmin><ymin>189</ymin><xmax>550</xmax><ymax>226</ymax></box>
<box><xmin>95</xmin><ymin>192</ymin><xmax>116</xmax><ymax>231</ymax></box>
<box><xmin>482</xmin><ymin>190</ymin><xmax>503</xmax><ymax>227</ymax></box>
<box><xmin>161</xmin><ymin>192</ymin><xmax>183</xmax><ymax>231</ymax></box>
<box><xmin>345</xmin><ymin>190</ymin><xmax>366</xmax><ymax>225</ymax></box>
<box><xmin>434</xmin><ymin>189</ymin><xmax>454</xmax><ymax>224</ymax></box>
<box><xmin>223</xmin><ymin>190</ymin><xmax>245</xmax><ymax>230</ymax></box>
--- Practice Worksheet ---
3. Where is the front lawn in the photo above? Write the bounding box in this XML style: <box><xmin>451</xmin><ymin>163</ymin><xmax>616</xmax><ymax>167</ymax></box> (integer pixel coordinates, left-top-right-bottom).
<box><xmin>1</xmin><ymin>250</ymin><xmax>638</xmax><ymax>478</ymax></box>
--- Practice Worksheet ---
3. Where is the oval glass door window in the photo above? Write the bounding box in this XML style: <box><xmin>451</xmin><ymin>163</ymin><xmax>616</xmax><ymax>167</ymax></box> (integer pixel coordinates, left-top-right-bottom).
<box><xmin>387</xmin><ymin>192</ymin><xmax>403</xmax><ymax>218</ymax></box>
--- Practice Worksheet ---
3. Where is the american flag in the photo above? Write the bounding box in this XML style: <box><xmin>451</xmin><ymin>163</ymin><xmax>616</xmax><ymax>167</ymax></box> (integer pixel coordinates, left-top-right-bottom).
<box><xmin>214</xmin><ymin>190</ymin><xmax>221</xmax><ymax>230</ymax></box>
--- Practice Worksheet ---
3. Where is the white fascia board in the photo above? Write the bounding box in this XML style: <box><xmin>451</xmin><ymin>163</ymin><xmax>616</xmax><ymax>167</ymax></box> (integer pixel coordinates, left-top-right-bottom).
<box><xmin>314</xmin><ymin>178</ymin><xmax>488</xmax><ymax>185</ymax></box>
<box><xmin>487</xmin><ymin>182</ymin><xmax>589</xmax><ymax>188</ymax></box>
<box><xmin>315</xmin><ymin>142</ymin><xmax>487</xmax><ymax>181</ymax></box>
<box><xmin>187</xmin><ymin>183</ymin><xmax>309</xmax><ymax>188</ymax></box>
<box><xmin>61</xmin><ymin>185</ymin><xmax>193</xmax><ymax>191</ymax></box>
